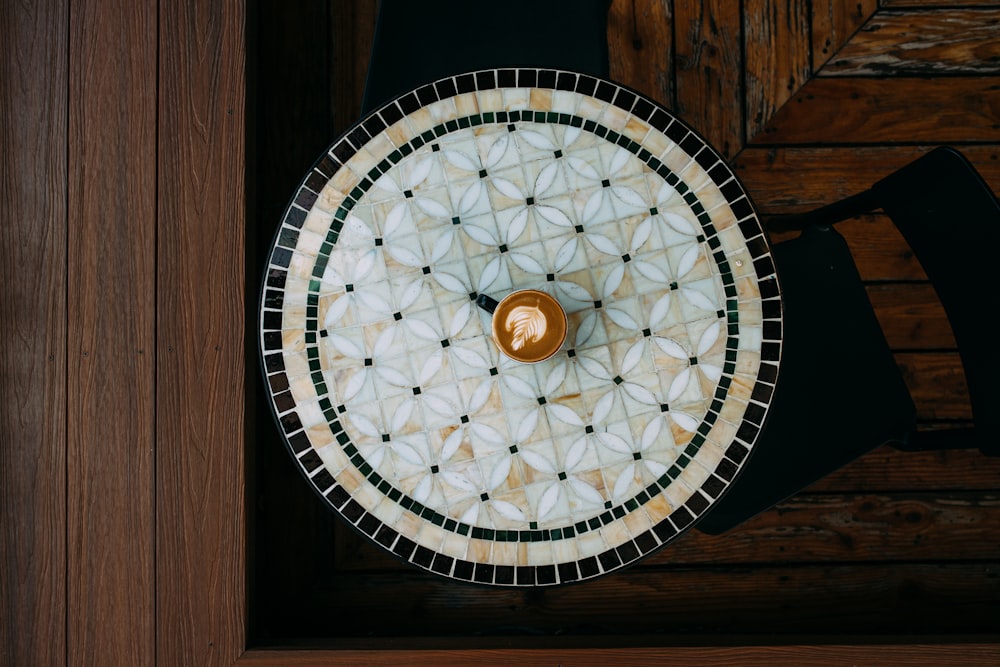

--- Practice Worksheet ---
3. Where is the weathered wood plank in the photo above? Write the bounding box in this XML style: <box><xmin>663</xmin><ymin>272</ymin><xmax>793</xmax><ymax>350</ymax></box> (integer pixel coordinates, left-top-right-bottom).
<box><xmin>744</xmin><ymin>0</ymin><xmax>812</xmax><ymax>141</ymax></box>
<box><xmin>821</xmin><ymin>9</ymin><xmax>1000</xmax><ymax>76</ymax></box>
<box><xmin>882</xmin><ymin>0</ymin><xmax>1000</xmax><ymax>8</ymax></box>
<box><xmin>673</xmin><ymin>1</ymin><xmax>744</xmax><ymax>159</ymax></box>
<box><xmin>332</xmin><ymin>491</ymin><xmax>1000</xmax><ymax>571</ymax></box>
<box><xmin>753</xmin><ymin>77</ymin><xmax>1000</xmax><ymax>144</ymax></box>
<box><xmin>871</xmin><ymin>283</ymin><xmax>952</xmax><ymax>349</ymax></box>
<box><xmin>607</xmin><ymin>0</ymin><xmax>673</xmax><ymax>107</ymax></box>
<box><xmin>814</xmin><ymin>445</ymin><xmax>1000</xmax><ymax>493</ymax></box>
<box><xmin>900</xmin><ymin>351</ymin><xmax>971</xmax><ymax>421</ymax></box>
<box><xmin>238</xmin><ymin>644</ymin><xmax>1000</xmax><ymax>667</ymax></box>
<box><xmin>811</xmin><ymin>0</ymin><xmax>880</xmax><ymax>71</ymax></box>
<box><xmin>0</xmin><ymin>1</ymin><xmax>68</xmax><ymax>665</ymax></box>
<box><xmin>66</xmin><ymin>0</ymin><xmax>157</xmax><ymax>663</ymax></box>
<box><xmin>156</xmin><ymin>0</ymin><xmax>247</xmax><ymax>664</ymax></box>
<box><xmin>296</xmin><ymin>563</ymin><xmax>1000</xmax><ymax>637</ymax></box>
<box><xmin>733</xmin><ymin>146</ymin><xmax>1000</xmax><ymax>214</ymax></box>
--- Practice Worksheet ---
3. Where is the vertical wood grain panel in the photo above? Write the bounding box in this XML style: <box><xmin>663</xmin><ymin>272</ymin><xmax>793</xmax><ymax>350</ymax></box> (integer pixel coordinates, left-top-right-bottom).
<box><xmin>744</xmin><ymin>0</ymin><xmax>811</xmax><ymax>142</ymax></box>
<box><xmin>0</xmin><ymin>1</ymin><xmax>68</xmax><ymax>665</ymax></box>
<box><xmin>156</xmin><ymin>0</ymin><xmax>247</xmax><ymax>663</ymax></box>
<box><xmin>673</xmin><ymin>1</ymin><xmax>743</xmax><ymax>159</ymax></box>
<box><xmin>607</xmin><ymin>0</ymin><xmax>673</xmax><ymax>107</ymax></box>
<box><xmin>811</xmin><ymin>0</ymin><xmax>879</xmax><ymax>71</ymax></box>
<box><xmin>66</xmin><ymin>0</ymin><xmax>157</xmax><ymax>663</ymax></box>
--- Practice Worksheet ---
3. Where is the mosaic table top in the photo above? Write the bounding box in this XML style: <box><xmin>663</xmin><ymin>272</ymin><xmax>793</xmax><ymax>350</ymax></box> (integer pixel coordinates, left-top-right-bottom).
<box><xmin>259</xmin><ymin>68</ymin><xmax>782</xmax><ymax>586</ymax></box>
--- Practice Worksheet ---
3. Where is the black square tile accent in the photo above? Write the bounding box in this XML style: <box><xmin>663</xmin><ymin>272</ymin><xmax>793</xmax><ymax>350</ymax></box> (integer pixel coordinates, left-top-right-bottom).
<box><xmin>411</xmin><ymin>545</ymin><xmax>435</xmax><ymax>568</ymax></box>
<box><xmin>341</xmin><ymin>498</ymin><xmax>364</xmax><ymax>523</ymax></box>
<box><xmin>695</xmin><ymin>146</ymin><xmax>720</xmax><ymax>172</ymax></box>
<box><xmin>701</xmin><ymin>474</ymin><xmax>726</xmax><ymax>498</ymax></box>
<box><xmin>430</xmin><ymin>553</ymin><xmax>454</xmax><ymax>575</ymax></box>
<box><xmin>757</xmin><ymin>361</ymin><xmax>778</xmax><ymax>385</ymax></box>
<box><xmin>743</xmin><ymin>400</ymin><xmax>766</xmax><ymax>427</ymax></box>
<box><xmin>357</xmin><ymin>512</ymin><xmax>380</xmax><ymax>536</ymax></box>
<box><xmin>634</xmin><ymin>530</ymin><xmax>659</xmax><ymax>554</ymax></box>
<box><xmin>272</xmin><ymin>390</ymin><xmax>294</xmax><ymax>413</ymax></box>
<box><xmin>380</xmin><ymin>102</ymin><xmax>403</xmax><ymax>126</ymax></box>
<box><xmin>324</xmin><ymin>483</ymin><xmax>350</xmax><ymax>509</ymax></box>
<box><xmin>494</xmin><ymin>565</ymin><xmax>515</xmax><ymax>585</ymax></box>
<box><xmin>398</xmin><ymin>92</ymin><xmax>421</xmax><ymax>114</ymax></box>
<box><xmin>650</xmin><ymin>108</ymin><xmax>672</xmax><ymax>130</ymax></box>
<box><xmin>686</xmin><ymin>490</ymin><xmax>710</xmax><ymax>516</ymax></box>
<box><xmin>266</xmin><ymin>268</ymin><xmax>287</xmax><ymax>289</ymax></box>
<box><xmin>453</xmin><ymin>559</ymin><xmax>475</xmax><ymax>581</ymax></box>
<box><xmin>632</xmin><ymin>97</ymin><xmax>655</xmax><ymax>120</ymax></box>
<box><xmin>373</xmin><ymin>525</ymin><xmax>398</xmax><ymax>549</ymax></box>
<box><xmin>299</xmin><ymin>449</ymin><xmax>323</xmax><ymax>472</ymax></box>
<box><xmin>556</xmin><ymin>71</ymin><xmax>577</xmax><ymax>91</ymax></box>
<box><xmin>617</xmin><ymin>539</ymin><xmax>640</xmax><ymax>564</ymax></box>
<box><xmin>476</xmin><ymin>70</ymin><xmax>496</xmax><ymax>89</ymax></box>
<box><xmin>497</xmin><ymin>68</ymin><xmax>517</xmax><ymax>87</ymax></box>
<box><xmin>670</xmin><ymin>505</ymin><xmax>695</xmax><ymax>530</ymax></box>
<box><xmin>346</xmin><ymin>124</ymin><xmax>370</xmax><ymax>149</ymax></box>
<box><xmin>279</xmin><ymin>411</ymin><xmax>302</xmax><ymax>435</ymax></box>
<box><xmin>536</xmin><ymin>564</ymin><xmax>557</xmax><ymax>585</ymax></box>
<box><xmin>664</xmin><ymin>121</ymin><xmax>689</xmax><ymax>145</ymax></box>
<box><xmin>715</xmin><ymin>457</ymin><xmax>738</xmax><ymax>481</ymax></box>
<box><xmin>263</xmin><ymin>330</ymin><xmax>282</xmax><ymax>351</ymax></box>
<box><xmin>332</xmin><ymin>141</ymin><xmax>355</xmax><ymax>163</ymax></box>
<box><xmin>598</xmin><ymin>549</ymin><xmax>622</xmax><ymax>572</ymax></box>
<box><xmin>613</xmin><ymin>88</ymin><xmax>637</xmax><ymax>112</ymax></box>
<box><xmin>572</xmin><ymin>73</ymin><xmax>596</xmax><ymax>96</ymax></box>
<box><xmin>679</xmin><ymin>132</ymin><xmax>704</xmax><ymax>157</ymax></box>
<box><xmin>286</xmin><ymin>431</ymin><xmax>309</xmax><ymax>455</ymax></box>
<box><xmin>731</xmin><ymin>196</ymin><xmax>754</xmax><ymax>220</ymax></box>
<box><xmin>362</xmin><ymin>114</ymin><xmax>386</xmax><ymax>137</ymax></box>
<box><xmin>537</xmin><ymin>69</ymin><xmax>556</xmax><ymax>88</ymax></box>
<box><xmin>594</xmin><ymin>80</ymin><xmax>617</xmax><ymax>102</ymax></box>
<box><xmin>515</xmin><ymin>567</ymin><xmax>536</xmax><ymax>586</ymax></box>
<box><xmin>268</xmin><ymin>371</ymin><xmax>289</xmax><ymax>394</ymax></box>
<box><xmin>726</xmin><ymin>440</ymin><xmax>750</xmax><ymax>464</ymax></box>
<box><xmin>514</xmin><ymin>69</ymin><xmax>536</xmax><ymax>88</ymax></box>
<box><xmin>577</xmin><ymin>556</ymin><xmax>600</xmax><ymax>579</ymax></box>
<box><xmin>456</xmin><ymin>72</ymin><xmax>476</xmax><ymax>93</ymax></box>
<box><xmin>304</xmin><ymin>170</ymin><xmax>328</xmax><ymax>194</ymax></box>
<box><xmin>435</xmin><ymin>76</ymin><xmax>458</xmax><ymax>99</ymax></box>
<box><xmin>473</xmin><ymin>563</ymin><xmax>495</xmax><ymax>584</ymax></box>
<box><xmin>270</xmin><ymin>247</ymin><xmax>292</xmax><ymax>270</ymax></box>
<box><xmin>652</xmin><ymin>518</ymin><xmax>678</xmax><ymax>542</ymax></box>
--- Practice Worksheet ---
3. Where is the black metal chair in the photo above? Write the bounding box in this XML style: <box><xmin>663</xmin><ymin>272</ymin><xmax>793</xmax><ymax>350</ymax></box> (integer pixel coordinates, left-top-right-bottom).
<box><xmin>697</xmin><ymin>147</ymin><xmax>1000</xmax><ymax>535</ymax></box>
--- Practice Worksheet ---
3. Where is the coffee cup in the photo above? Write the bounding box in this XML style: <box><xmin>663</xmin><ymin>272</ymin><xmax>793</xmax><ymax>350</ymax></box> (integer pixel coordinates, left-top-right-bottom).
<box><xmin>476</xmin><ymin>289</ymin><xmax>567</xmax><ymax>363</ymax></box>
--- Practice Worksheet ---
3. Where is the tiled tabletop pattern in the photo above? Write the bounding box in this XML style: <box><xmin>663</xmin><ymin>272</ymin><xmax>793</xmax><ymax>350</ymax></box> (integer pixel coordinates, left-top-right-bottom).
<box><xmin>260</xmin><ymin>69</ymin><xmax>781</xmax><ymax>586</ymax></box>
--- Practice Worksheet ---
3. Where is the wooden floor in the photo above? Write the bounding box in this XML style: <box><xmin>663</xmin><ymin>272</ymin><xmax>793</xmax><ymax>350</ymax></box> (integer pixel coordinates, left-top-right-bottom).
<box><xmin>250</xmin><ymin>0</ymin><xmax>1000</xmax><ymax>649</ymax></box>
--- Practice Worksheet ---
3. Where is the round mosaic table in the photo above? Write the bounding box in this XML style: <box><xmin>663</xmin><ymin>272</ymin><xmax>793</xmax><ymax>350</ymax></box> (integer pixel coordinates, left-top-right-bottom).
<box><xmin>259</xmin><ymin>68</ymin><xmax>782</xmax><ymax>586</ymax></box>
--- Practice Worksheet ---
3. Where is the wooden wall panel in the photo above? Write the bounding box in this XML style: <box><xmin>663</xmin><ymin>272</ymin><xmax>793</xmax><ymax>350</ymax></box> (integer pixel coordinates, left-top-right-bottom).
<box><xmin>66</xmin><ymin>0</ymin><xmax>157</xmax><ymax>663</ymax></box>
<box><xmin>156</xmin><ymin>0</ymin><xmax>247</xmax><ymax>664</ymax></box>
<box><xmin>0</xmin><ymin>2</ymin><xmax>68</xmax><ymax>665</ymax></box>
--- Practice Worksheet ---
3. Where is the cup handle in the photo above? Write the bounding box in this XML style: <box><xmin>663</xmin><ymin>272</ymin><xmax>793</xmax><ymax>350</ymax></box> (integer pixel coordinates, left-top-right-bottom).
<box><xmin>475</xmin><ymin>293</ymin><xmax>499</xmax><ymax>314</ymax></box>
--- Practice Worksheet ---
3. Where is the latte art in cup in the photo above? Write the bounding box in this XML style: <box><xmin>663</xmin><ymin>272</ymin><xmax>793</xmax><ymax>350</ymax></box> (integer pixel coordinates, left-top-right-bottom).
<box><xmin>489</xmin><ymin>290</ymin><xmax>567</xmax><ymax>363</ymax></box>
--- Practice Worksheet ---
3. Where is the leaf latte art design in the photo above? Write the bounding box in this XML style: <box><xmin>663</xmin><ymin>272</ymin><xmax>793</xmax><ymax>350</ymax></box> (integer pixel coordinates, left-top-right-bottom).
<box><xmin>505</xmin><ymin>305</ymin><xmax>547</xmax><ymax>351</ymax></box>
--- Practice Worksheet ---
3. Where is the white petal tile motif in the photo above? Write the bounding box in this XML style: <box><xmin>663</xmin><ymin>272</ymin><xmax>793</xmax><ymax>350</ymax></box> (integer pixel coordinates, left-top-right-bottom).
<box><xmin>259</xmin><ymin>68</ymin><xmax>782</xmax><ymax>587</ymax></box>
